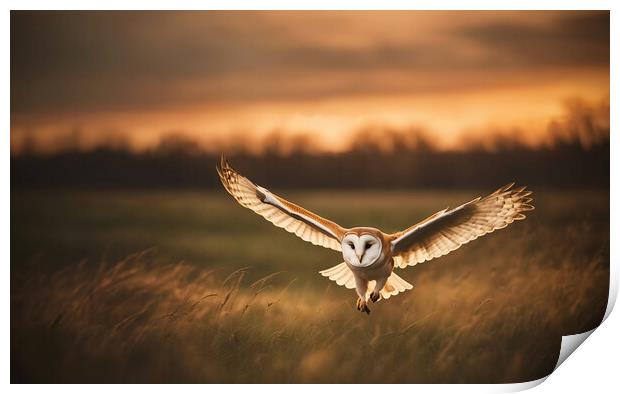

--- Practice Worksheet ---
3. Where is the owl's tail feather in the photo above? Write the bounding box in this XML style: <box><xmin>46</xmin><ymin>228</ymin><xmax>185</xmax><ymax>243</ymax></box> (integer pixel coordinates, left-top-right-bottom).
<box><xmin>319</xmin><ymin>262</ymin><xmax>356</xmax><ymax>289</ymax></box>
<box><xmin>319</xmin><ymin>263</ymin><xmax>413</xmax><ymax>300</ymax></box>
<box><xmin>377</xmin><ymin>271</ymin><xmax>413</xmax><ymax>300</ymax></box>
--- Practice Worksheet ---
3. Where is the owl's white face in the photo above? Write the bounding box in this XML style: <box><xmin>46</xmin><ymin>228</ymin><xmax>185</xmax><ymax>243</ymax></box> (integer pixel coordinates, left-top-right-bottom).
<box><xmin>342</xmin><ymin>233</ymin><xmax>382</xmax><ymax>268</ymax></box>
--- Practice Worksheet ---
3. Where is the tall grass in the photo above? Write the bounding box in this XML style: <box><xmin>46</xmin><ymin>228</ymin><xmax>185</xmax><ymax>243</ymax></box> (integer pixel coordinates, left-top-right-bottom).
<box><xmin>12</xmin><ymin>249</ymin><xmax>607</xmax><ymax>383</ymax></box>
<box><xmin>11</xmin><ymin>189</ymin><xmax>609</xmax><ymax>383</ymax></box>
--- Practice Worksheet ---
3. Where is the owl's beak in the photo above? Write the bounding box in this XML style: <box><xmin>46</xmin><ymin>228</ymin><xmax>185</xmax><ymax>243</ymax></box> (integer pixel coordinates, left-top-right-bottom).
<box><xmin>356</xmin><ymin>251</ymin><xmax>364</xmax><ymax>261</ymax></box>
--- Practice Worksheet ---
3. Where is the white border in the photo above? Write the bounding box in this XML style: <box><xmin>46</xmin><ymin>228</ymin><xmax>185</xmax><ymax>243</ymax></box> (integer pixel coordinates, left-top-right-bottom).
<box><xmin>4</xmin><ymin>1</ymin><xmax>617</xmax><ymax>392</ymax></box>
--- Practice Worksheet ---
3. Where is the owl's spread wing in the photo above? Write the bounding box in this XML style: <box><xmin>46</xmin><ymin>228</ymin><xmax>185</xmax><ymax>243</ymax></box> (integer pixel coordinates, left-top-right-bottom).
<box><xmin>217</xmin><ymin>156</ymin><xmax>346</xmax><ymax>251</ymax></box>
<box><xmin>390</xmin><ymin>183</ymin><xmax>534</xmax><ymax>268</ymax></box>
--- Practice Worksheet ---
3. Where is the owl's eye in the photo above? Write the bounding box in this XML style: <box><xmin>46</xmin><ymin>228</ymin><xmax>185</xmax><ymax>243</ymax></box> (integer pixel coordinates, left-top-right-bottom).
<box><xmin>365</xmin><ymin>242</ymin><xmax>372</xmax><ymax>249</ymax></box>
<box><xmin>348</xmin><ymin>242</ymin><xmax>355</xmax><ymax>248</ymax></box>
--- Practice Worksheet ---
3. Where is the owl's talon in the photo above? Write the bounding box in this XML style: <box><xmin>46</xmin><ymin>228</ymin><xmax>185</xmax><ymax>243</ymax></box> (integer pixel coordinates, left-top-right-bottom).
<box><xmin>370</xmin><ymin>292</ymin><xmax>380</xmax><ymax>303</ymax></box>
<box><xmin>356</xmin><ymin>298</ymin><xmax>370</xmax><ymax>314</ymax></box>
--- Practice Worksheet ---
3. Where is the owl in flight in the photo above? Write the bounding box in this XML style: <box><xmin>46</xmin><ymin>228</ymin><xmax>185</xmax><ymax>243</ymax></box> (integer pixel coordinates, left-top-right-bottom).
<box><xmin>217</xmin><ymin>156</ymin><xmax>534</xmax><ymax>314</ymax></box>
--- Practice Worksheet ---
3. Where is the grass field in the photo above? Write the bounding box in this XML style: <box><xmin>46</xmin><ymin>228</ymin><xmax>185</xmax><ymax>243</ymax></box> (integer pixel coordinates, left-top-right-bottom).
<box><xmin>11</xmin><ymin>188</ymin><xmax>609</xmax><ymax>383</ymax></box>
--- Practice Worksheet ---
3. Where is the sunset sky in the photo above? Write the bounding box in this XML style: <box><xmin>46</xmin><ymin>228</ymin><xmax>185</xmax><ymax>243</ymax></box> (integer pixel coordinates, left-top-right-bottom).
<box><xmin>10</xmin><ymin>11</ymin><xmax>609</xmax><ymax>154</ymax></box>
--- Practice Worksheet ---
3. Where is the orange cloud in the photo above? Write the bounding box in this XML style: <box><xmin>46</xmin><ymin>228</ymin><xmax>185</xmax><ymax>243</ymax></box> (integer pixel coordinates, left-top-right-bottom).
<box><xmin>10</xmin><ymin>11</ymin><xmax>609</xmax><ymax>155</ymax></box>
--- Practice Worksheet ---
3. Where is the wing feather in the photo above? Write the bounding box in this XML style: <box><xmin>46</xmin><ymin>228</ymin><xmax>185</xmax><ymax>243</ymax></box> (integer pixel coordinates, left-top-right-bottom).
<box><xmin>391</xmin><ymin>183</ymin><xmax>534</xmax><ymax>268</ymax></box>
<box><xmin>217</xmin><ymin>156</ymin><xmax>346</xmax><ymax>251</ymax></box>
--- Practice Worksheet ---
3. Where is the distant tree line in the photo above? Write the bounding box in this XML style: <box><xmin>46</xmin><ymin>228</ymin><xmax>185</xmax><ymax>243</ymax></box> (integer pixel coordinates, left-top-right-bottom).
<box><xmin>11</xmin><ymin>135</ymin><xmax>609</xmax><ymax>190</ymax></box>
<box><xmin>10</xmin><ymin>98</ymin><xmax>610</xmax><ymax>190</ymax></box>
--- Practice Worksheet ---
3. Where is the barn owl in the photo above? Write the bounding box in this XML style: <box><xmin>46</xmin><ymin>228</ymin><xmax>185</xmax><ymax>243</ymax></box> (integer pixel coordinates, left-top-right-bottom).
<box><xmin>217</xmin><ymin>156</ymin><xmax>534</xmax><ymax>314</ymax></box>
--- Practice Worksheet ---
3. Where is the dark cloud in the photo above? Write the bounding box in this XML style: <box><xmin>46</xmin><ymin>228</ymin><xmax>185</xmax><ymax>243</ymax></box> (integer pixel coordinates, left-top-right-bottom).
<box><xmin>460</xmin><ymin>11</ymin><xmax>609</xmax><ymax>68</ymax></box>
<box><xmin>11</xmin><ymin>11</ymin><xmax>610</xmax><ymax>115</ymax></box>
